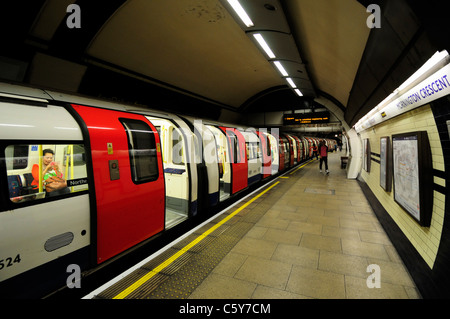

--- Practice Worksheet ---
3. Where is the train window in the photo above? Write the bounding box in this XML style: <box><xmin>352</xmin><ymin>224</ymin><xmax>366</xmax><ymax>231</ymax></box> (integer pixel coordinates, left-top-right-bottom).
<box><xmin>64</xmin><ymin>145</ymin><xmax>85</xmax><ymax>166</ymax></box>
<box><xmin>6</xmin><ymin>145</ymin><xmax>29</xmax><ymax>169</ymax></box>
<box><xmin>121</xmin><ymin>119</ymin><xmax>159</xmax><ymax>183</ymax></box>
<box><xmin>4</xmin><ymin>144</ymin><xmax>89</xmax><ymax>205</ymax></box>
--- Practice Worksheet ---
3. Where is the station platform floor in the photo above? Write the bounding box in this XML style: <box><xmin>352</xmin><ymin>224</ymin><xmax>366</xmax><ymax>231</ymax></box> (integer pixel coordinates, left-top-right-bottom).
<box><xmin>85</xmin><ymin>151</ymin><xmax>421</xmax><ymax>300</ymax></box>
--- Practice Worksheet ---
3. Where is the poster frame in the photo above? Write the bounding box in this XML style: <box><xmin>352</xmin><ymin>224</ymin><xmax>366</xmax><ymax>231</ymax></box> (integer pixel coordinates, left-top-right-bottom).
<box><xmin>392</xmin><ymin>131</ymin><xmax>432</xmax><ymax>227</ymax></box>
<box><xmin>363</xmin><ymin>138</ymin><xmax>371</xmax><ymax>173</ymax></box>
<box><xmin>380</xmin><ymin>136</ymin><xmax>392</xmax><ymax>192</ymax></box>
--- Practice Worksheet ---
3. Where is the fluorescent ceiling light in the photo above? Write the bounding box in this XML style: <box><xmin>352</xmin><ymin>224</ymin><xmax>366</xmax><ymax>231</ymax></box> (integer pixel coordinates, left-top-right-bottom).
<box><xmin>286</xmin><ymin>78</ymin><xmax>296</xmax><ymax>88</ymax></box>
<box><xmin>274</xmin><ymin>61</ymin><xmax>288</xmax><ymax>77</ymax></box>
<box><xmin>397</xmin><ymin>50</ymin><xmax>449</xmax><ymax>92</ymax></box>
<box><xmin>294</xmin><ymin>89</ymin><xmax>303</xmax><ymax>97</ymax></box>
<box><xmin>227</xmin><ymin>0</ymin><xmax>254</xmax><ymax>27</ymax></box>
<box><xmin>253</xmin><ymin>33</ymin><xmax>276</xmax><ymax>59</ymax></box>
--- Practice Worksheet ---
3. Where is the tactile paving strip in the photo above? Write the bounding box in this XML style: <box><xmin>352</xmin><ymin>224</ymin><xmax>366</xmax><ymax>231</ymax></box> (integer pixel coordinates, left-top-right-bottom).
<box><xmin>94</xmin><ymin>181</ymin><xmax>286</xmax><ymax>299</ymax></box>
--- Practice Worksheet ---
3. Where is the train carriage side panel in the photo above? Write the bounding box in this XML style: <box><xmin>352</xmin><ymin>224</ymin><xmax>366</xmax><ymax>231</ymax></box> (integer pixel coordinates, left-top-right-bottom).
<box><xmin>196</xmin><ymin>123</ymin><xmax>220</xmax><ymax>206</ymax></box>
<box><xmin>292</xmin><ymin>136</ymin><xmax>302</xmax><ymax>163</ymax></box>
<box><xmin>72</xmin><ymin>105</ymin><xmax>165</xmax><ymax>264</ymax></box>
<box><xmin>280</xmin><ymin>135</ymin><xmax>290</xmax><ymax>170</ymax></box>
<box><xmin>278</xmin><ymin>136</ymin><xmax>285</xmax><ymax>172</ymax></box>
<box><xmin>0</xmin><ymin>100</ymin><xmax>91</xmax><ymax>298</ymax></box>
<box><xmin>241</xmin><ymin>130</ymin><xmax>261</xmax><ymax>186</ymax></box>
<box><xmin>286</xmin><ymin>134</ymin><xmax>297</xmax><ymax>166</ymax></box>
<box><xmin>170</xmin><ymin>117</ymin><xmax>198</xmax><ymax>216</ymax></box>
<box><xmin>256</xmin><ymin>131</ymin><xmax>272</xmax><ymax>179</ymax></box>
<box><xmin>266</xmin><ymin>132</ymin><xmax>279</xmax><ymax>175</ymax></box>
<box><xmin>286</xmin><ymin>134</ymin><xmax>295</xmax><ymax>167</ymax></box>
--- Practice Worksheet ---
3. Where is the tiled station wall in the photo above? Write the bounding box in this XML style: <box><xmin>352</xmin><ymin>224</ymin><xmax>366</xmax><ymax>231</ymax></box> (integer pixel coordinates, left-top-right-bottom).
<box><xmin>357</xmin><ymin>96</ymin><xmax>450</xmax><ymax>298</ymax></box>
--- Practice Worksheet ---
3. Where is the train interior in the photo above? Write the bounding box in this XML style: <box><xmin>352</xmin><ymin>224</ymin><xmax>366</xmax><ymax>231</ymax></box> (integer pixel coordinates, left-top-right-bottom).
<box><xmin>6</xmin><ymin>144</ymin><xmax>89</xmax><ymax>204</ymax></box>
<box><xmin>266</xmin><ymin>133</ymin><xmax>279</xmax><ymax>175</ymax></box>
<box><xmin>205</xmin><ymin>125</ymin><xmax>231</xmax><ymax>202</ymax></box>
<box><xmin>241</xmin><ymin>130</ymin><xmax>262</xmax><ymax>186</ymax></box>
<box><xmin>147</xmin><ymin>117</ymin><xmax>189</xmax><ymax>229</ymax></box>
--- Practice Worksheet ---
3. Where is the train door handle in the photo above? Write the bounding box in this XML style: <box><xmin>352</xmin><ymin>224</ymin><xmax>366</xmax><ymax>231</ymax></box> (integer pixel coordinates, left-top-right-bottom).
<box><xmin>109</xmin><ymin>160</ymin><xmax>120</xmax><ymax>181</ymax></box>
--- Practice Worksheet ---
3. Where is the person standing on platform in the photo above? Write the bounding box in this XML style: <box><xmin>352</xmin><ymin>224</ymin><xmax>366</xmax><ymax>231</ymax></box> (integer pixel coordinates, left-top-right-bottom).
<box><xmin>313</xmin><ymin>143</ymin><xmax>318</xmax><ymax>159</ymax></box>
<box><xmin>318</xmin><ymin>140</ymin><xmax>329</xmax><ymax>175</ymax></box>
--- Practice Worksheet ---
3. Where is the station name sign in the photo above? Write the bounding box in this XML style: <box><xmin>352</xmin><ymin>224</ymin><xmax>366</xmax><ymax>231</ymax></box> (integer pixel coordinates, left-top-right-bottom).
<box><xmin>283</xmin><ymin>111</ymin><xmax>330</xmax><ymax>125</ymax></box>
<box><xmin>356</xmin><ymin>60</ymin><xmax>450</xmax><ymax>132</ymax></box>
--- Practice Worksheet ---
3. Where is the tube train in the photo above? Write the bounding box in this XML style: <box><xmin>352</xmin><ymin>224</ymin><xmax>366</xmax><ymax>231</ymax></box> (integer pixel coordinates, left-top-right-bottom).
<box><xmin>0</xmin><ymin>82</ymin><xmax>337</xmax><ymax>298</ymax></box>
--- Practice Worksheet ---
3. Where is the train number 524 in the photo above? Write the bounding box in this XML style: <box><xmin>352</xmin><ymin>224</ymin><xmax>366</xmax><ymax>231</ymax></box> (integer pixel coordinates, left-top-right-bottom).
<box><xmin>0</xmin><ymin>254</ymin><xmax>21</xmax><ymax>270</ymax></box>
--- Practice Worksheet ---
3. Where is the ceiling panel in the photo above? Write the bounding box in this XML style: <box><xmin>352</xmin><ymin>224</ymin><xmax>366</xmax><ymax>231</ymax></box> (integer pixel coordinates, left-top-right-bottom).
<box><xmin>219</xmin><ymin>0</ymin><xmax>290</xmax><ymax>32</ymax></box>
<box><xmin>86</xmin><ymin>0</ymin><xmax>284</xmax><ymax>108</ymax></box>
<box><xmin>283</xmin><ymin>0</ymin><xmax>371</xmax><ymax>106</ymax></box>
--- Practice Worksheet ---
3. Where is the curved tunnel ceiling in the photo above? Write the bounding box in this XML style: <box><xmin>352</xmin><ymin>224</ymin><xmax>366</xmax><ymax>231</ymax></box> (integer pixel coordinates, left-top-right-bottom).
<box><xmin>1</xmin><ymin>0</ymin><xmax>448</xmax><ymax>126</ymax></box>
<box><xmin>87</xmin><ymin>0</ymin><xmax>285</xmax><ymax>109</ymax></box>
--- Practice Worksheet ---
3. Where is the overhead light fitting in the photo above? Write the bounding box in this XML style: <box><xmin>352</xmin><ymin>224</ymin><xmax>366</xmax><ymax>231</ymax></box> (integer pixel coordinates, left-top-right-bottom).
<box><xmin>274</xmin><ymin>61</ymin><xmax>288</xmax><ymax>77</ymax></box>
<box><xmin>224</xmin><ymin>1</ymin><xmax>306</xmax><ymax>99</ymax></box>
<box><xmin>294</xmin><ymin>89</ymin><xmax>303</xmax><ymax>97</ymax></box>
<box><xmin>227</xmin><ymin>0</ymin><xmax>254</xmax><ymax>27</ymax></box>
<box><xmin>253</xmin><ymin>33</ymin><xmax>276</xmax><ymax>59</ymax></box>
<box><xmin>286</xmin><ymin>78</ymin><xmax>296</xmax><ymax>88</ymax></box>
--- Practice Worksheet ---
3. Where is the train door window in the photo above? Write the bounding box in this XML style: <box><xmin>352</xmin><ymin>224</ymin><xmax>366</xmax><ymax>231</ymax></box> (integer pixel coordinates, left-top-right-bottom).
<box><xmin>4</xmin><ymin>144</ymin><xmax>89</xmax><ymax>205</ymax></box>
<box><xmin>121</xmin><ymin>119</ymin><xmax>159</xmax><ymax>183</ymax></box>
<box><xmin>227</xmin><ymin>131</ymin><xmax>240</xmax><ymax>164</ymax></box>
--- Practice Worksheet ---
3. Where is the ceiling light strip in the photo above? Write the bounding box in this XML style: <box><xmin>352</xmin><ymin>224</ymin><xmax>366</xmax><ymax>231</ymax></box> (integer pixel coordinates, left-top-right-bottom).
<box><xmin>227</xmin><ymin>0</ymin><xmax>254</xmax><ymax>27</ymax></box>
<box><xmin>225</xmin><ymin>1</ymin><xmax>306</xmax><ymax>99</ymax></box>
<box><xmin>294</xmin><ymin>89</ymin><xmax>303</xmax><ymax>97</ymax></box>
<box><xmin>253</xmin><ymin>33</ymin><xmax>276</xmax><ymax>59</ymax></box>
<box><xmin>286</xmin><ymin>78</ymin><xmax>296</xmax><ymax>88</ymax></box>
<box><xmin>274</xmin><ymin>61</ymin><xmax>288</xmax><ymax>77</ymax></box>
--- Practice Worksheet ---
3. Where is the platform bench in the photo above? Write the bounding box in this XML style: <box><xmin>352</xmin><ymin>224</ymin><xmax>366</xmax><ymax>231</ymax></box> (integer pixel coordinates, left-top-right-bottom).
<box><xmin>341</xmin><ymin>156</ymin><xmax>348</xmax><ymax>169</ymax></box>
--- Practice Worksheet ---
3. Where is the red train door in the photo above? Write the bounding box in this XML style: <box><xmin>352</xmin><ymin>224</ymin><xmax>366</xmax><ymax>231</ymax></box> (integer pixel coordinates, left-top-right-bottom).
<box><xmin>72</xmin><ymin>104</ymin><xmax>165</xmax><ymax>264</ymax></box>
<box><xmin>220</xmin><ymin>127</ymin><xmax>247</xmax><ymax>194</ymax></box>
<box><xmin>278</xmin><ymin>136</ymin><xmax>285</xmax><ymax>172</ymax></box>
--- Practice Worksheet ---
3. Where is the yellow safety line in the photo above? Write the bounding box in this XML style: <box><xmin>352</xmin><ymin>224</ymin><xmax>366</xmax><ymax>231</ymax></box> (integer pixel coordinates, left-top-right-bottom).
<box><xmin>113</xmin><ymin>181</ymin><xmax>280</xmax><ymax>299</ymax></box>
<box><xmin>289</xmin><ymin>159</ymin><xmax>315</xmax><ymax>175</ymax></box>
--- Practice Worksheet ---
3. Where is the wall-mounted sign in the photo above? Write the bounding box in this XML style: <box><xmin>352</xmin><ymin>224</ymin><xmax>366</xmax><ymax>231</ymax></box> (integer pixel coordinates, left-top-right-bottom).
<box><xmin>283</xmin><ymin>111</ymin><xmax>330</xmax><ymax>125</ymax></box>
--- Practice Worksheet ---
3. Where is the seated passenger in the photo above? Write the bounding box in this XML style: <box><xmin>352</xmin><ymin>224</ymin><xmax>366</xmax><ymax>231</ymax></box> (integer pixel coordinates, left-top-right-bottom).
<box><xmin>32</xmin><ymin>149</ymin><xmax>68</xmax><ymax>196</ymax></box>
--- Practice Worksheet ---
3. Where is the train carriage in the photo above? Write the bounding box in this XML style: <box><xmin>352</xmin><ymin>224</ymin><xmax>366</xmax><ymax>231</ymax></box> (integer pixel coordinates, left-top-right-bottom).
<box><xmin>0</xmin><ymin>82</ymin><xmax>311</xmax><ymax>298</ymax></box>
<box><xmin>0</xmin><ymin>96</ymin><xmax>92</xmax><ymax>298</ymax></box>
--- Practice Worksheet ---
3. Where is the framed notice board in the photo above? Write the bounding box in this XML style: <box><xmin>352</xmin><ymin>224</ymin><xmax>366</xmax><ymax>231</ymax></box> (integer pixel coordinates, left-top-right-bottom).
<box><xmin>363</xmin><ymin>139</ymin><xmax>371</xmax><ymax>173</ymax></box>
<box><xmin>392</xmin><ymin>131</ymin><xmax>432</xmax><ymax>227</ymax></box>
<box><xmin>379</xmin><ymin>136</ymin><xmax>392</xmax><ymax>192</ymax></box>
